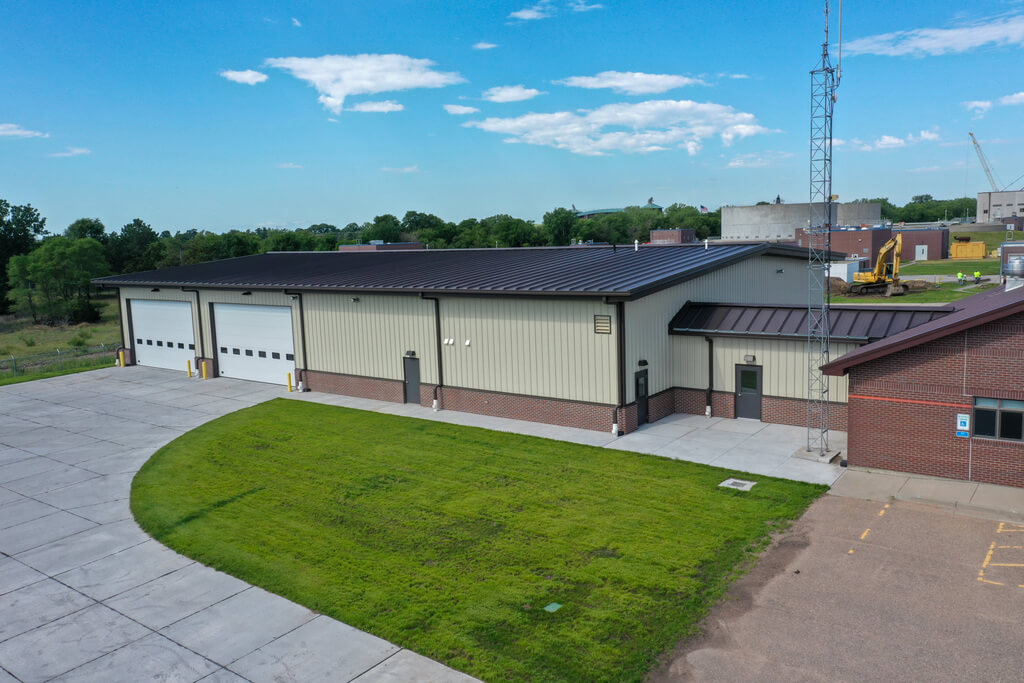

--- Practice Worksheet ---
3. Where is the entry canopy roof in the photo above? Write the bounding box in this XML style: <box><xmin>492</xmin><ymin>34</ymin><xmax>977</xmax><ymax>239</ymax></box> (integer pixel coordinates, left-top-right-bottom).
<box><xmin>670</xmin><ymin>302</ymin><xmax>952</xmax><ymax>343</ymax></box>
<box><xmin>94</xmin><ymin>243</ymin><xmax>820</xmax><ymax>300</ymax></box>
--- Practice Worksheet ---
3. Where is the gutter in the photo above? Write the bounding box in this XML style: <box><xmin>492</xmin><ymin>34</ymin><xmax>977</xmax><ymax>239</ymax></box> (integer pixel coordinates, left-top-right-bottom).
<box><xmin>420</xmin><ymin>294</ymin><xmax>444</xmax><ymax>409</ymax></box>
<box><xmin>284</xmin><ymin>290</ymin><xmax>310</xmax><ymax>390</ymax></box>
<box><xmin>180</xmin><ymin>288</ymin><xmax>205</xmax><ymax>359</ymax></box>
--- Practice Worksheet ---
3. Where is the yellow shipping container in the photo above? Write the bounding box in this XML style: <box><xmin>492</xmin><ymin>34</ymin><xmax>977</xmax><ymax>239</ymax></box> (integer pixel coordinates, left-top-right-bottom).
<box><xmin>951</xmin><ymin>241</ymin><xmax>986</xmax><ymax>259</ymax></box>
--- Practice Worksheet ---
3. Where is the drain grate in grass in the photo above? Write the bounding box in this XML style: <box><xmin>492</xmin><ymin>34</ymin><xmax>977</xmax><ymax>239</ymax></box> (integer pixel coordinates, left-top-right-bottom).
<box><xmin>132</xmin><ymin>399</ymin><xmax>825</xmax><ymax>682</ymax></box>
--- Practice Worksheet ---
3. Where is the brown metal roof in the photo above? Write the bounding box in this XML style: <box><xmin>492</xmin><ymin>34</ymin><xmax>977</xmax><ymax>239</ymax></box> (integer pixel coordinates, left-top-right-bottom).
<box><xmin>669</xmin><ymin>302</ymin><xmax>952</xmax><ymax>342</ymax></box>
<box><xmin>821</xmin><ymin>285</ymin><xmax>1024</xmax><ymax>375</ymax></box>
<box><xmin>93</xmin><ymin>243</ymin><xmax>817</xmax><ymax>300</ymax></box>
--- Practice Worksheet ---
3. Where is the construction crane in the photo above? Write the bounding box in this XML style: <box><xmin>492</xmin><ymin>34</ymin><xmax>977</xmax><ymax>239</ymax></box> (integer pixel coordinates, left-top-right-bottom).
<box><xmin>970</xmin><ymin>132</ymin><xmax>1002</xmax><ymax>192</ymax></box>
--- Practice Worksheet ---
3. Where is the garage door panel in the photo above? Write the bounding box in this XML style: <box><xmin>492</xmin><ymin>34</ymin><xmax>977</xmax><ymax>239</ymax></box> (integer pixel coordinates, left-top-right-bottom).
<box><xmin>130</xmin><ymin>300</ymin><xmax>197</xmax><ymax>372</ymax></box>
<box><xmin>214</xmin><ymin>304</ymin><xmax>295</xmax><ymax>385</ymax></box>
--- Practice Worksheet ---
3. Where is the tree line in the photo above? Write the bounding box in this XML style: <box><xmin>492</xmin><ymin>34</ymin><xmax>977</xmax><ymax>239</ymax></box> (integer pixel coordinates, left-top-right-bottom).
<box><xmin>1</xmin><ymin>200</ymin><xmax>721</xmax><ymax>326</ymax></box>
<box><xmin>849</xmin><ymin>195</ymin><xmax>976</xmax><ymax>224</ymax></box>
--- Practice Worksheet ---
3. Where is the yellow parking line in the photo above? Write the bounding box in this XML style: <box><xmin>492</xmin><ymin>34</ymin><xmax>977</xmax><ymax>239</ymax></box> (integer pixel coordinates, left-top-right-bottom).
<box><xmin>978</xmin><ymin>577</ymin><xmax>1006</xmax><ymax>586</ymax></box>
<box><xmin>997</xmin><ymin>522</ymin><xmax>1024</xmax><ymax>533</ymax></box>
<box><xmin>995</xmin><ymin>545</ymin><xmax>1024</xmax><ymax>549</ymax></box>
<box><xmin>860</xmin><ymin>528</ymin><xmax>871</xmax><ymax>540</ymax></box>
<box><xmin>988</xmin><ymin>563</ymin><xmax>1024</xmax><ymax>567</ymax></box>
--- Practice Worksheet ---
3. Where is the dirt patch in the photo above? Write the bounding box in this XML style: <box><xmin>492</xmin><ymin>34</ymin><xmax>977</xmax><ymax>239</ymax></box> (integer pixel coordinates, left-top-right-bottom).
<box><xmin>647</xmin><ymin>515</ymin><xmax>813</xmax><ymax>682</ymax></box>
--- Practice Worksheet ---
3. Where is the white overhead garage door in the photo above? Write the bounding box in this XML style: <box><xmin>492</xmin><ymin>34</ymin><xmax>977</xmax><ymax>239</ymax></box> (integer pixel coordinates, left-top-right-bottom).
<box><xmin>213</xmin><ymin>303</ymin><xmax>295</xmax><ymax>385</ymax></box>
<box><xmin>130</xmin><ymin>300</ymin><xmax>197</xmax><ymax>372</ymax></box>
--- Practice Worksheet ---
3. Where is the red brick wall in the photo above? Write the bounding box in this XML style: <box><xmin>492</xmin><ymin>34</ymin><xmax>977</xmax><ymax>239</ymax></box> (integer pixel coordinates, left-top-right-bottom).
<box><xmin>846</xmin><ymin>311</ymin><xmax>1024</xmax><ymax>487</ymax></box>
<box><xmin>303</xmin><ymin>370</ymin><xmax>404</xmax><ymax>403</ymax></box>
<box><xmin>763</xmin><ymin>395</ymin><xmax>847</xmax><ymax>431</ymax></box>
<box><xmin>648</xmin><ymin>388</ymin><xmax>677</xmax><ymax>422</ymax></box>
<box><xmin>617</xmin><ymin>404</ymin><xmax>638</xmax><ymax>434</ymax></box>
<box><xmin>900</xmin><ymin>229</ymin><xmax>948</xmax><ymax>261</ymax></box>
<box><xmin>439</xmin><ymin>385</ymin><xmax>615</xmax><ymax>432</ymax></box>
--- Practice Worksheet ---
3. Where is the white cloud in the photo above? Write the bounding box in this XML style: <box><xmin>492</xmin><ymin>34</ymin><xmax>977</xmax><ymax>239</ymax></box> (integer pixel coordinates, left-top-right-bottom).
<box><xmin>327</xmin><ymin>117</ymin><xmax>339</xmax><ymax>123</ymax></box>
<box><xmin>964</xmin><ymin>100</ymin><xmax>993</xmax><ymax>116</ymax></box>
<box><xmin>277</xmin><ymin>162</ymin><xmax>303</xmax><ymax>169</ymax></box>
<box><xmin>464</xmin><ymin>99</ymin><xmax>773</xmax><ymax>156</ymax></box>
<box><xmin>0</xmin><ymin>123</ymin><xmax>49</xmax><ymax>138</ymax></box>
<box><xmin>569</xmin><ymin>0</ymin><xmax>603</xmax><ymax>11</ymax></box>
<box><xmin>555</xmin><ymin>71</ymin><xmax>702</xmax><ymax>95</ymax></box>
<box><xmin>509</xmin><ymin>2</ymin><xmax>553</xmax><ymax>20</ymax></box>
<box><xmin>444</xmin><ymin>104</ymin><xmax>481</xmax><ymax>115</ymax></box>
<box><xmin>382</xmin><ymin>165</ymin><xmax>419</xmax><ymax>173</ymax></box>
<box><xmin>473</xmin><ymin>41</ymin><xmax>498</xmax><ymax>50</ymax></box>
<box><xmin>483</xmin><ymin>85</ymin><xmax>543</xmax><ymax>102</ymax></box>
<box><xmin>348</xmin><ymin>100</ymin><xmax>404</xmax><ymax>113</ymax></box>
<box><xmin>857</xmin><ymin>129</ymin><xmax>941</xmax><ymax>151</ymax></box>
<box><xmin>291</xmin><ymin>17</ymin><xmax>301</xmax><ymax>27</ymax></box>
<box><xmin>1000</xmin><ymin>91</ymin><xmax>1024</xmax><ymax>105</ymax></box>
<box><xmin>846</xmin><ymin>13</ymin><xmax>1024</xmax><ymax>56</ymax></box>
<box><xmin>728</xmin><ymin>73</ymin><xmax>751</xmax><ymax>79</ymax></box>
<box><xmin>49</xmin><ymin>147</ymin><xmax>91</xmax><ymax>157</ymax></box>
<box><xmin>265</xmin><ymin>54</ymin><xmax>464</xmax><ymax>113</ymax></box>
<box><xmin>220</xmin><ymin>69</ymin><xmax>269</xmax><ymax>85</ymax></box>
<box><xmin>727</xmin><ymin>151</ymin><xmax>793</xmax><ymax>168</ymax></box>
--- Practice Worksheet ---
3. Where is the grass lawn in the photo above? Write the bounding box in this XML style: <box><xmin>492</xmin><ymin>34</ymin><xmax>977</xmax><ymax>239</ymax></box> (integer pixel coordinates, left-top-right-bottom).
<box><xmin>900</xmin><ymin>258</ymin><xmax>1000</xmax><ymax>276</ymax></box>
<box><xmin>0</xmin><ymin>356</ymin><xmax>114</xmax><ymax>387</ymax></box>
<box><xmin>832</xmin><ymin>282</ymin><xmax>998</xmax><ymax>304</ymax></box>
<box><xmin>0</xmin><ymin>295</ymin><xmax>121</xmax><ymax>358</ymax></box>
<box><xmin>132</xmin><ymin>400</ymin><xmax>825</xmax><ymax>682</ymax></box>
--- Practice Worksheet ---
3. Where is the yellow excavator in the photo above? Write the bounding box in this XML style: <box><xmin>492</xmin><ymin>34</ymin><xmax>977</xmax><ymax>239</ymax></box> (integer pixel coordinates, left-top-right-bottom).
<box><xmin>849</xmin><ymin>232</ymin><xmax>905</xmax><ymax>296</ymax></box>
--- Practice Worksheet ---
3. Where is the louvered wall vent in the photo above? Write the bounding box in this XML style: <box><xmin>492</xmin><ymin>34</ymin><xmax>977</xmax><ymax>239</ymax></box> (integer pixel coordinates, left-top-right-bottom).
<box><xmin>594</xmin><ymin>315</ymin><xmax>612</xmax><ymax>334</ymax></box>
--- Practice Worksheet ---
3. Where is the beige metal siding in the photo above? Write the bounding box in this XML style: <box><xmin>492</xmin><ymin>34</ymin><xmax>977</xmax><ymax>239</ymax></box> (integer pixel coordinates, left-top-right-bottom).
<box><xmin>671</xmin><ymin>336</ymin><xmax>855</xmax><ymax>402</ymax></box>
<box><xmin>623</xmin><ymin>254</ymin><xmax>808</xmax><ymax>401</ymax></box>
<box><xmin>303</xmin><ymin>293</ymin><xmax>436</xmax><ymax>382</ymax></box>
<box><xmin>440</xmin><ymin>297</ymin><xmax>617</xmax><ymax>404</ymax></box>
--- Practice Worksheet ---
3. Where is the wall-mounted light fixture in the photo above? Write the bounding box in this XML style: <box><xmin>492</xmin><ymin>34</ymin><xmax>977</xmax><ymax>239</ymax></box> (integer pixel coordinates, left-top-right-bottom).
<box><xmin>776</xmin><ymin>268</ymin><xmax>785</xmax><ymax>274</ymax></box>
<box><xmin>744</xmin><ymin>354</ymin><xmax>756</xmax><ymax>363</ymax></box>
<box><xmin>150</xmin><ymin>287</ymin><xmax>160</xmax><ymax>292</ymax></box>
<box><xmin>241</xmin><ymin>291</ymin><xmax>252</xmax><ymax>296</ymax></box>
<box><xmin>405</xmin><ymin>350</ymin><xmax>416</xmax><ymax>357</ymax></box>
<box><xmin>638</xmin><ymin>359</ymin><xmax>648</xmax><ymax>367</ymax></box>
<box><xmin>350</xmin><ymin>297</ymin><xmax>360</xmax><ymax>302</ymax></box>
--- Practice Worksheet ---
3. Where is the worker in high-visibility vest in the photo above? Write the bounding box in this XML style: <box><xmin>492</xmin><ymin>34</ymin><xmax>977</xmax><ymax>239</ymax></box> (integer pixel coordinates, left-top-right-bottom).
<box><xmin>957</xmin><ymin>271</ymin><xmax>965</xmax><ymax>285</ymax></box>
<box><xmin>974</xmin><ymin>270</ymin><xmax>981</xmax><ymax>284</ymax></box>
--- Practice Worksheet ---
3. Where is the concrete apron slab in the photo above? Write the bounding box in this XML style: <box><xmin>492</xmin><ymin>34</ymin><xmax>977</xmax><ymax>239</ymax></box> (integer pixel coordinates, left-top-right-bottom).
<box><xmin>0</xmin><ymin>366</ymin><xmax>476</xmax><ymax>683</ymax></box>
<box><xmin>829</xmin><ymin>468</ymin><xmax>1024</xmax><ymax>523</ymax></box>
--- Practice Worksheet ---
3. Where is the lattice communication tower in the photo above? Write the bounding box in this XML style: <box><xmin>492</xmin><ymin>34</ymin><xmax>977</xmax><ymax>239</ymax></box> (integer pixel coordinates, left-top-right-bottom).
<box><xmin>807</xmin><ymin>1</ymin><xmax>841</xmax><ymax>454</ymax></box>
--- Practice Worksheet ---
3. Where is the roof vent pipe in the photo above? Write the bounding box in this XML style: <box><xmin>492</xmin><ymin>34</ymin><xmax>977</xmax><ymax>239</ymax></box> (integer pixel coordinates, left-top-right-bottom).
<box><xmin>704</xmin><ymin>238</ymin><xmax>708</xmax><ymax>250</ymax></box>
<box><xmin>634</xmin><ymin>239</ymin><xmax>639</xmax><ymax>252</ymax></box>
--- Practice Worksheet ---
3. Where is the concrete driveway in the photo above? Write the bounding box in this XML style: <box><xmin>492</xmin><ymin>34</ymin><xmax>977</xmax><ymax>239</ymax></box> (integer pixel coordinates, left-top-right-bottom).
<box><xmin>0</xmin><ymin>367</ymin><xmax>475</xmax><ymax>682</ymax></box>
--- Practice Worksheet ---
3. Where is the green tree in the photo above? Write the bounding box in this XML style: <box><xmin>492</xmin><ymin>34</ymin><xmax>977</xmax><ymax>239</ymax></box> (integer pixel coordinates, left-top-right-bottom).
<box><xmin>542</xmin><ymin>207</ymin><xmax>576</xmax><ymax>246</ymax></box>
<box><xmin>363</xmin><ymin>214</ymin><xmax>402</xmax><ymax>243</ymax></box>
<box><xmin>911</xmin><ymin>194</ymin><xmax>934</xmax><ymax>204</ymax></box>
<box><xmin>7</xmin><ymin>237</ymin><xmax>109</xmax><ymax>324</ymax></box>
<box><xmin>0</xmin><ymin>199</ymin><xmax>47</xmax><ymax>314</ymax></box>
<box><xmin>65</xmin><ymin>218</ymin><xmax>106</xmax><ymax>242</ymax></box>
<box><xmin>106</xmin><ymin>218</ymin><xmax>159</xmax><ymax>273</ymax></box>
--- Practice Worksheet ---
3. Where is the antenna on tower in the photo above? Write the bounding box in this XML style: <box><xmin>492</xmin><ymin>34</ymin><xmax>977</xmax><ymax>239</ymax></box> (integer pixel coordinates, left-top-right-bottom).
<box><xmin>807</xmin><ymin>0</ymin><xmax>841</xmax><ymax>458</ymax></box>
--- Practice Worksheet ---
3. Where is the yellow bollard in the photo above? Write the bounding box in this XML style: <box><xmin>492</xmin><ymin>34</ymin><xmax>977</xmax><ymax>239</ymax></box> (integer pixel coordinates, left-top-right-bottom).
<box><xmin>287</xmin><ymin>373</ymin><xmax>293</xmax><ymax>392</ymax></box>
<box><xmin>201</xmin><ymin>360</ymin><xmax>208</xmax><ymax>380</ymax></box>
<box><xmin>118</xmin><ymin>350</ymin><xmax>125</xmax><ymax>368</ymax></box>
<box><xmin>186</xmin><ymin>360</ymin><xmax>192</xmax><ymax>377</ymax></box>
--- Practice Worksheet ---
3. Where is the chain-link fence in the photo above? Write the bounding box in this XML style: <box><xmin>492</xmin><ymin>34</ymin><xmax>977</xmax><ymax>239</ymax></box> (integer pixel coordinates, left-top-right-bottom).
<box><xmin>1</xmin><ymin>343</ymin><xmax>119</xmax><ymax>380</ymax></box>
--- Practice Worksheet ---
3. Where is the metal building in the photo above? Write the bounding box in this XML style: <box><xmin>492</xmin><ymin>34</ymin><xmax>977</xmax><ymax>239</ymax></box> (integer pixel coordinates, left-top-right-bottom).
<box><xmin>95</xmin><ymin>244</ymin><xmax>944</xmax><ymax>434</ymax></box>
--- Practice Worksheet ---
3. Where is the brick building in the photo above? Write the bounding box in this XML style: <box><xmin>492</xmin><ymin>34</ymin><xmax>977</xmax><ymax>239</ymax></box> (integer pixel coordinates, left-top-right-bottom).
<box><xmin>823</xmin><ymin>285</ymin><xmax>1024</xmax><ymax>487</ymax></box>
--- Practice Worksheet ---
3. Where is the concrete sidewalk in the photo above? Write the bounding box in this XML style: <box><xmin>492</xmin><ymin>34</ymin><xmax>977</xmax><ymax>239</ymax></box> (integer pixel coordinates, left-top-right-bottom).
<box><xmin>830</xmin><ymin>467</ymin><xmax>1024</xmax><ymax>522</ymax></box>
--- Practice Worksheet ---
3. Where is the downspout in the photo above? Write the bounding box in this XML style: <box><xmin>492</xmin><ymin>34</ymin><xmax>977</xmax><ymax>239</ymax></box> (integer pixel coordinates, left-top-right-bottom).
<box><xmin>704</xmin><ymin>336</ymin><xmax>714</xmax><ymax>417</ymax></box>
<box><xmin>615</xmin><ymin>300</ymin><xmax>626</xmax><ymax>435</ymax></box>
<box><xmin>113</xmin><ymin>286</ymin><xmax>124</xmax><ymax>349</ymax></box>
<box><xmin>284</xmin><ymin>290</ymin><xmax>309</xmax><ymax>391</ymax></box>
<box><xmin>421</xmin><ymin>294</ymin><xmax>444</xmax><ymax>409</ymax></box>
<box><xmin>181</xmin><ymin>288</ymin><xmax>205</xmax><ymax>364</ymax></box>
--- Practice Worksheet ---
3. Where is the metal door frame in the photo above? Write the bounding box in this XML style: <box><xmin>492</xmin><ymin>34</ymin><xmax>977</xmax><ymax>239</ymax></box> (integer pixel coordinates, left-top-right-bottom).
<box><xmin>403</xmin><ymin>356</ymin><xmax>420</xmax><ymax>404</ymax></box>
<box><xmin>735</xmin><ymin>364</ymin><xmax>763</xmax><ymax>420</ymax></box>
<box><xmin>634</xmin><ymin>369</ymin><xmax>649</xmax><ymax>425</ymax></box>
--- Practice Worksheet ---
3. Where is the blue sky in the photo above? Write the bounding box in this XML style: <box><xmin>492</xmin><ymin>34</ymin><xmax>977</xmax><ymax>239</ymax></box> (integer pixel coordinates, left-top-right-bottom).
<box><xmin>2</xmin><ymin>1</ymin><xmax>1023</xmax><ymax>233</ymax></box>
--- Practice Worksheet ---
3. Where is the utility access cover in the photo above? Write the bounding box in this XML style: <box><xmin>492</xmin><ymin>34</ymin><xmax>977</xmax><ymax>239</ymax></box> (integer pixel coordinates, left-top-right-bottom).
<box><xmin>719</xmin><ymin>478</ymin><xmax>757</xmax><ymax>491</ymax></box>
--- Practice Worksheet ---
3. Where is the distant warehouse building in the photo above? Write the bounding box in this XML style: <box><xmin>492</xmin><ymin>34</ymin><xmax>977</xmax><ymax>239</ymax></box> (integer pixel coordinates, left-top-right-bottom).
<box><xmin>795</xmin><ymin>226</ymin><xmax>949</xmax><ymax>262</ymax></box>
<box><xmin>722</xmin><ymin>202</ymin><xmax>882</xmax><ymax>241</ymax></box>
<box><xmin>96</xmin><ymin>245</ymin><xmax>948</xmax><ymax>436</ymax></box>
<box><xmin>977</xmin><ymin>189</ymin><xmax>1024</xmax><ymax>222</ymax></box>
